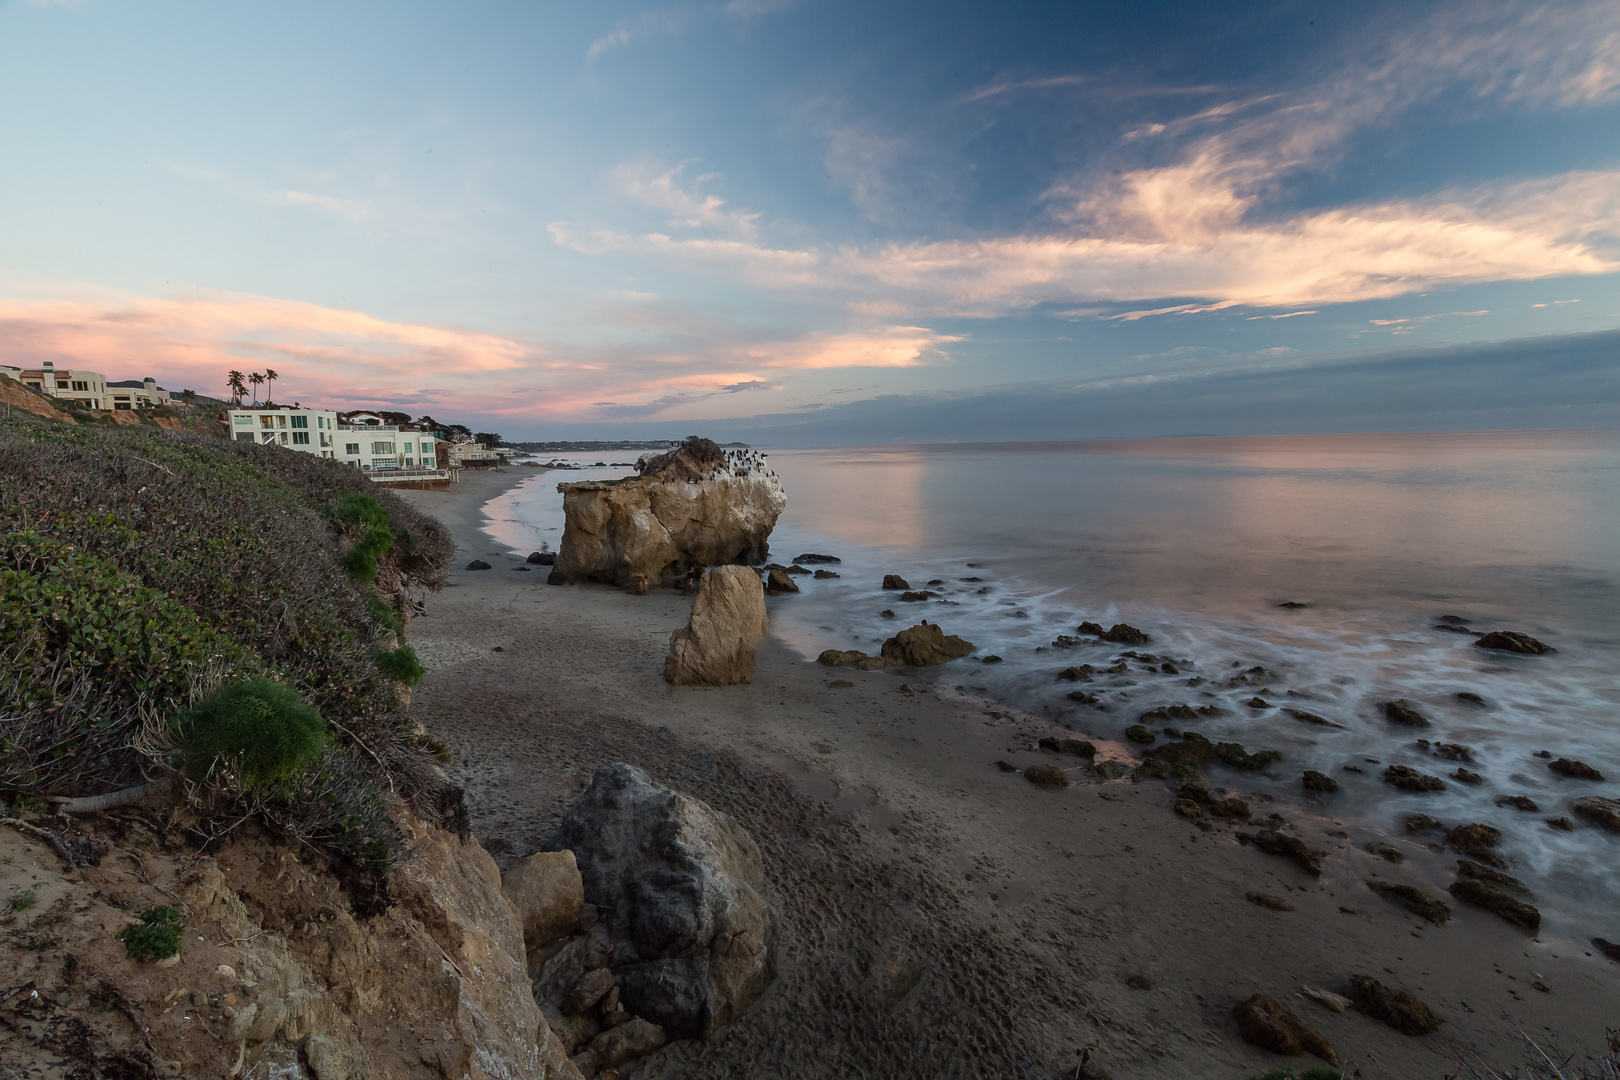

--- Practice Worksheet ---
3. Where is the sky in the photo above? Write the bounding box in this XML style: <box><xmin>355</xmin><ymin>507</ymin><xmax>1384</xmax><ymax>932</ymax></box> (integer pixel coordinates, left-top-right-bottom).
<box><xmin>1</xmin><ymin>0</ymin><xmax>1617</xmax><ymax>444</ymax></box>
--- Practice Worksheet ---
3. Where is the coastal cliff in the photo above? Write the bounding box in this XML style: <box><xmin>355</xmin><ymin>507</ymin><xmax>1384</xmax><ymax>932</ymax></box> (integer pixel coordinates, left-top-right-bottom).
<box><xmin>553</xmin><ymin>437</ymin><xmax>785</xmax><ymax>586</ymax></box>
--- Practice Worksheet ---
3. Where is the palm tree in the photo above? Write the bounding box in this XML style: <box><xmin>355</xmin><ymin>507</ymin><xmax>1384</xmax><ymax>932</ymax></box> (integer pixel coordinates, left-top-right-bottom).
<box><xmin>227</xmin><ymin>370</ymin><xmax>246</xmax><ymax>405</ymax></box>
<box><xmin>248</xmin><ymin>372</ymin><xmax>265</xmax><ymax>406</ymax></box>
<box><xmin>263</xmin><ymin>368</ymin><xmax>278</xmax><ymax>404</ymax></box>
<box><xmin>180</xmin><ymin>389</ymin><xmax>196</xmax><ymax>404</ymax></box>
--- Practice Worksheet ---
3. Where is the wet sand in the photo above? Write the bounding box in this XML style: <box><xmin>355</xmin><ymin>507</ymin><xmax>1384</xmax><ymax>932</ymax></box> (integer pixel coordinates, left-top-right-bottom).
<box><xmin>395</xmin><ymin>468</ymin><xmax>1620</xmax><ymax>1080</ymax></box>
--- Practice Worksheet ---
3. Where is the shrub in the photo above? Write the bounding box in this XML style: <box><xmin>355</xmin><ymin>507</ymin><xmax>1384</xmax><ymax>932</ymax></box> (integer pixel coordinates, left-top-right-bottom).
<box><xmin>367</xmin><ymin>593</ymin><xmax>403</xmax><ymax>637</ymax></box>
<box><xmin>117</xmin><ymin>905</ymin><xmax>184</xmax><ymax>961</ymax></box>
<box><xmin>376</xmin><ymin>645</ymin><xmax>426</xmax><ymax>687</ymax></box>
<box><xmin>169</xmin><ymin>678</ymin><xmax>327</xmax><ymax>791</ymax></box>
<box><xmin>333</xmin><ymin>492</ymin><xmax>394</xmax><ymax>585</ymax></box>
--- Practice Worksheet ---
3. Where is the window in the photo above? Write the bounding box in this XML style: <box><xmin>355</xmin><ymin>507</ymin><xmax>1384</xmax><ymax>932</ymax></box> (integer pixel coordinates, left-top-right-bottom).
<box><xmin>234</xmin><ymin>416</ymin><xmax>251</xmax><ymax>425</ymax></box>
<box><xmin>278</xmin><ymin>432</ymin><xmax>288</xmax><ymax>444</ymax></box>
<box><xmin>345</xmin><ymin>443</ymin><xmax>360</xmax><ymax>455</ymax></box>
<box><xmin>292</xmin><ymin>431</ymin><xmax>310</xmax><ymax>445</ymax></box>
<box><xmin>402</xmin><ymin>442</ymin><xmax>412</xmax><ymax>453</ymax></box>
<box><xmin>71</xmin><ymin>381</ymin><xmax>88</xmax><ymax>392</ymax></box>
<box><xmin>236</xmin><ymin>432</ymin><xmax>254</xmax><ymax>443</ymax></box>
<box><xmin>291</xmin><ymin>415</ymin><xmax>307</xmax><ymax>429</ymax></box>
<box><xmin>371</xmin><ymin>441</ymin><xmax>394</xmax><ymax>454</ymax></box>
<box><xmin>260</xmin><ymin>416</ymin><xmax>274</xmax><ymax>428</ymax></box>
<box><xmin>277</xmin><ymin>416</ymin><xmax>287</xmax><ymax>428</ymax></box>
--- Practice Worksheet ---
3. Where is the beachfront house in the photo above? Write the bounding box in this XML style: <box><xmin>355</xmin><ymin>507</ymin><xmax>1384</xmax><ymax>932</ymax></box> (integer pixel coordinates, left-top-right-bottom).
<box><xmin>229</xmin><ymin>407</ymin><xmax>341</xmax><ymax>456</ymax></box>
<box><xmin>2</xmin><ymin>360</ymin><xmax>114</xmax><ymax>411</ymax></box>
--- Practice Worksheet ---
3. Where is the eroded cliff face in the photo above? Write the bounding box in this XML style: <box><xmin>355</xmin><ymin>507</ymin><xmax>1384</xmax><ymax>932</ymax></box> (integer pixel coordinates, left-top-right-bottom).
<box><xmin>554</xmin><ymin>440</ymin><xmax>785</xmax><ymax>587</ymax></box>
<box><xmin>0</xmin><ymin>806</ymin><xmax>578</xmax><ymax>1080</ymax></box>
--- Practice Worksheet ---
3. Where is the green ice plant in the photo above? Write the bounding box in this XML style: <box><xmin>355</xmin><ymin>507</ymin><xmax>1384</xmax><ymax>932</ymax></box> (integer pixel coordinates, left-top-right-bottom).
<box><xmin>117</xmin><ymin>905</ymin><xmax>184</xmax><ymax>961</ymax></box>
<box><xmin>167</xmin><ymin>677</ymin><xmax>326</xmax><ymax>792</ymax></box>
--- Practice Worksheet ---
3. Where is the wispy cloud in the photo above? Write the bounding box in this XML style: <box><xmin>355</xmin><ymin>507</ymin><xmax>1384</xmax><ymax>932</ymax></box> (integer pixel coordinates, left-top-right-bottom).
<box><xmin>618</xmin><ymin>164</ymin><xmax>760</xmax><ymax>238</ymax></box>
<box><xmin>960</xmin><ymin>75</ymin><xmax>1087</xmax><ymax>104</ymax></box>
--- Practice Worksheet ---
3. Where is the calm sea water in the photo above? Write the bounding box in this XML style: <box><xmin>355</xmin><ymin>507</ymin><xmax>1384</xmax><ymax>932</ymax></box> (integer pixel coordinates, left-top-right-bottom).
<box><xmin>482</xmin><ymin>431</ymin><xmax>1620</xmax><ymax>933</ymax></box>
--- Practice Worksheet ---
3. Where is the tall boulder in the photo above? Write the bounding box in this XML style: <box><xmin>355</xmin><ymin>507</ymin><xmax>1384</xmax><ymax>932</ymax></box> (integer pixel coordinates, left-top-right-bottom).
<box><xmin>549</xmin><ymin>764</ymin><xmax>777</xmax><ymax>1039</ymax></box>
<box><xmin>664</xmin><ymin>566</ymin><xmax>770</xmax><ymax>686</ymax></box>
<box><xmin>553</xmin><ymin>438</ymin><xmax>786</xmax><ymax>586</ymax></box>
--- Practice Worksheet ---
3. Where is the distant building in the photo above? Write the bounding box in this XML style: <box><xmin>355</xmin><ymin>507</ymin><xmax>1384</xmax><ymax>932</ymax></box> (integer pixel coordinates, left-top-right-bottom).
<box><xmin>0</xmin><ymin>361</ymin><xmax>171</xmax><ymax>411</ymax></box>
<box><xmin>229</xmin><ymin>407</ymin><xmax>341</xmax><ymax>457</ymax></box>
<box><xmin>106</xmin><ymin>377</ymin><xmax>172</xmax><ymax>409</ymax></box>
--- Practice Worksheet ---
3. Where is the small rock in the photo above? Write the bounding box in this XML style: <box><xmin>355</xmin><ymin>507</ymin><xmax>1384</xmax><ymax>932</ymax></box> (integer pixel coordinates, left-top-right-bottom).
<box><xmin>1494</xmin><ymin>795</ymin><xmax>1539</xmax><ymax>812</ymax></box>
<box><xmin>1382</xmin><ymin>700</ymin><xmax>1430</xmax><ymax>727</ymax></box>
<box><xmin>1091</xmin><ymin>760</ymin><xmax>1130</xmax><ymax>780</ymax></box>
<box><xmin>1246</xmin><ymin>892</ymin><xmax>1294</xmax><ymax>911</ymax></box>
<box><xmin>1445</xmin><ymin>823</ymin><xmax>1504</xmax><ymax>864</ymax></box>
<box><xmin>1300</xmin><ymin>987</ymin><xmax>1351</xmax><ymax>1013</ymax></box>
<box><xmin>1436</xmin><ymin>614</ymin><xmax>1470</xmax><ymax>625</ymax></box>
<box><xmin>1549</xmin><ymin>758</ymin><xmax>1605</xmax><ymax>781</ymax></box>
<box><xmin>1384</xmin><ymin>765</ymin><xmax>1445</xmax><ymax>792</ymax></box>
<box><xmin>812</xmin><ymin>569</ymin><xmax>840</xmax><ymax>579</ymax></box>
<box><xmin>879</xmin><ymin>622</ymin><xmax>976</xmax><ymax>666</ymax></box>
<box><xmin>817</xmin><ymin>649</ymin><xmax>867</xmax><ymax>667</ymax></box>
<box><xmin>979</xmin><ymin>654</ymin><xmax>1003</xmax><ymax>664</ymax></box>
<box><xmin>1125</xmin><ymin>974</ymin><xmax>1153</xmax><ymax>991</ymax></box>
<box><xmin>1210</xmin><ymin>797</ymin><xmax>1251</xmax><ymax>818</ymax></box>
<box><xmin>1250</xmin><ymin>829</ymin><xmax>1323</xmax><ymax>876</ymax></box>
<box><xmin>1285</xmin><ymin>709</ymin><xmax>1343</xmax><ymax>729</ymax></box>
<box><xmin>1451</xmin><ymin>768</ymin><xmax>1484</xmax><ymax>785</ymax></box>
<box><xmin>527</xmin><ymin>551</ymin><xmax>556</xmax><ymax>565</ymax></box>
<box><xmin>1546</xmin><ymin>816</ymin><xmax>1575</xmax><ymax>831</ymax></box>
<box><xmin>1455</xmin><ymin>859</ymin><xmax>1529</xmax><ymax>894</ymax></box>
<box><xmin>898</xmin><ymin>590</ymin><xmax>934</xmax><ymax>602</ymax></box>
<box><xmin>1077</xmin><ymin>621</ymin><xmax>1106</xmax><ymax>636</ymax></box>
<box><xmin>1571</xmin><ymin>796</ymin><xmax>1620</xmax><ymax>832</ymax></box>
<box><xmin>1231</xmin><ymin>993</ymin><xmax>1338</xmax><ymax>1065</ymax></box>
<box><xmin>1455</xmin><ymin>691</ymin><xmax>1487</xmax><ymax>706</ymax></box>
<box><xmin>1365</xmin><ymin>880</ymin><xmax>1450</xmax><ymax>924</ymax></box>
<box><xmin>1124</xmin><ymin>724</ymin><xmax>1157</xmax><ymax>745</ymax></box>
<box><xmin>465</xmin><ymin>559</ymin><xmax>492</xmax><ymax>570</ymax></box>
<box><xmin>794</xmin><ymin>553</ymin><xmax>840</xmax><ymax>564</ymax></box>
<box><xmin>1277</xmin><ymin>601</ymin><xmax>1309</xmax><ymax>609</ymax></box>
<box><xmin>1099</xmin><ymin>623</ymin><xmax>1151</xmax><ymax>645</ymax></box>
<box><xmin>829</xmin><ymin>679</ymin><xmax>853</xmax><ymax>688</ymax></box>
<box><xmin>1245</xmin><ymin>697</ymin><xmax>1272</xmax><ymax>709</ymax></box>
<box><xmin>879</xmin><ymin>609</ymin><xmax>896</xmax><ymax>618</ymax></box>
<box><xmin>882</xmin><ymin>574</ymin><xmax>910</xmax><ymax>590</ymax></box>
<box><xmin>1056</xmin><ymin>665</ymin><xmax>1095</xmax><ymax>682</ymax></box>
<box><xmin>1432</xmin><ymin>742</ymin><xmax>1475</xmax><ymax>762</ymax></box>
<box><xmin>1448</xmin><ymin>878</ymin><xmax>1541</xmax><ymax>930</ymax></box>
<box><xmin>1362</xmin><ymin>841</ymin><xmax>1404</xmax><ymax>863</ymax></box>
<box><xmin>1348</xmin><ymin>974</ymin><xmax>1442</xmax><ymax>1036</ymax></box>
<box><xmin>993</xmin><ymin>760</ymin><xmax>1018</xmax><ymax>773</ymax></box>
<box><xmin>1591</xmin><ymin>938</ymin><xmax>1620</xmax><ymax>964</ymax></box>
<box><xmin>784</xmin><ymin>565</ymin><xmax>812</xmax><ymax>575</ymax></box>
<box><xmin>585</xmin><ymin>1017</ymin><xmax>666</xmax><ymax>1071</ymax></box>
<box><xmin>1024</xmin><ymin>763</ymin><xmax>1069</xmax><ymax>788</ymax></box>
<box><xmin>1474</xmin><ymin>631</ymin><xmax>1555</xmax><ymax>654</ymax></box>
<box><xmin>766</xmin><ymin>568</ymin><xmax>799</xmax><ymax>595</ymax></box>
<box><xmin>926</xmin><ymin>578</ymin><xmax>944</xmax><ymax>585</ymax></box>
<box><xmin>1038</xmin><ymin>737</ymin><xmax>1096</xmax><ymax>758</ymax></box>
<box><xmin>1404</xmin><ymin>814</ymin><xmax>1444</xmax><ymax>835</ymax></box>
<box><xmin>1302</xmin><ymin>770</ymin><xmax>1340</xmax><ymax>793</ymax></box>
<box><xmin>564</xmin><ymin>968</ymin><xmax>616</xmax><ymax>1016</ymax></box>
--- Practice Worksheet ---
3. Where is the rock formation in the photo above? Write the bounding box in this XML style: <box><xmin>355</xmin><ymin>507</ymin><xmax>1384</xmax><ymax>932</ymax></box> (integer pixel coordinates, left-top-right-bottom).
<box><xmin>552</xmin><ymin>437</ymin><xmax>786</xmax><ymax>586</ymax></box>
<box><xmin>879</xmin><ymin>622</ymin><xmax>975</xmax><ymax>666</ymax></box>
<box><xmin>549</xmin><ymin>764</ymin><xmax>777</xmax><ymax>1039</ymax></box>
<box><xmin>664</xmin><ymin>565</ymin><xmax>770</xmax><ymax>686</ymax></box>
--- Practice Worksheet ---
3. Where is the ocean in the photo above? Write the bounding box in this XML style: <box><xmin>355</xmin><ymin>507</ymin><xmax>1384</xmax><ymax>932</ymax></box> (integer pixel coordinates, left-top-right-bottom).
<box><xmin>481</xmin><ymin>430</ymin><xmax>1620</xmax><ymax>934</ymax></box>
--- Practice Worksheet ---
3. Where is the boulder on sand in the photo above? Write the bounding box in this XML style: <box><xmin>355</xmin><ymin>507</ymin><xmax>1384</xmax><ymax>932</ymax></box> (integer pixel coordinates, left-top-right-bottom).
<box><xmin>553</xmin><ymin>437</ymin><xmax>786</xmax><ymax>586</ymax></box>
<box><xmin>1348</xmin><ymin>975</ymin><xmax>1442</xmax><ymax>1036</ymax></box>
<box><xmin>664</xmin><ymin>565</ymin><xmax>770</xmax><ymax>686</ymax></box>
<box><xmin>878</xmin><ymin>622</ymin><xmax>975</xmax><ymax>666</ymax></box>
<box><xmin>1232</xmin><ymin>993</ymin><xmax>1338</xmax><ymax>1065</ymax></box>
<box><xmin>550</xmin><ymin>764</ymin><xmax>777</xmax><ymax>1038</ymax></box>
<box><xmin>501</xmin><ymin>850</ymin><xmax>585</xmax><ymax>952</ymax></box>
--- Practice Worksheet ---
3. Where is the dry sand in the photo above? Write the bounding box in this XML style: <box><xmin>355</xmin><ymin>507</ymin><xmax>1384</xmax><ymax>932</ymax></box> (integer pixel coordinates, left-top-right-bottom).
<box><xmin>396</xmin><ymin>468</ymin><xmax>1619</xmax><ymax>1080</ymax></box>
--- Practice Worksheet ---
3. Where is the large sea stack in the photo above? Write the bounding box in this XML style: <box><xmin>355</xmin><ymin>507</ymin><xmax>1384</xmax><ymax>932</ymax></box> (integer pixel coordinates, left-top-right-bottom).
<box><xmin>552</xmin><ymin>437</ymin><xmax>786</xmax><ymax>586</ymax></box>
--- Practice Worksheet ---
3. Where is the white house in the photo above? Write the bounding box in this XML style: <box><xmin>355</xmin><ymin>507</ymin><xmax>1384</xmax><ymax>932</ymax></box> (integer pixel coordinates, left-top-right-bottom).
<box><xmin>229</xmin><ymin>407</ymin><xmax>341</xmax><ymax>456</ymax></box>
<box><xmin>334</xmin><ymin>422</ymin><xmax>441</xmax><ymax>473</ymax></box>
<box><xmin>2</xmin><ymin>360</ymin><xmax>116</xmax><ymax>410</ymax></box>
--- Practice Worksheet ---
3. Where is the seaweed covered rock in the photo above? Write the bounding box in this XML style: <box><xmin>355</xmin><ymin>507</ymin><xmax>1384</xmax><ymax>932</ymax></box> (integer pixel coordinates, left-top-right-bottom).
<box><xmin>664</xmin><ymin>565</ymin><xmax>770</xmax><ymax>687</ymax></box>
<box><xmin>1382</xmin><ymin>700</ymin><xmax>1430</xmax><ymax>728</ymax></box>
<box><xmin>1549</xmin><ymin>758</ymin><xmax>1604</xmax><ymax>781</ymax></box>
<box><xmin>1448</xmin><ymin>878</ymin><xmax>1540</xmax><ymax>931</ymax></box>
<box><xmin>879</xmin><ymin>622</ymin><xmax>975</xmax><ymax>667</ymax></box>
<box><xmin>1572</xmin><ymin>796</ymin><xmax>1620</xmax><ymax>832</ymax></box>
<box><xmin>1231</xmin><ymin>993</ymin><xmax>1337</xmax><ymax>1065</ymax></box>
<box><xmin>1474</xmin><ymin>630</ymin><xmax>1555</xmax><ymax>654</ymax></box>
<box><xmin>553</xmin><ymin>438</ymin><xmax>786</xmax><ymax>586</ymax></box>
<box><xmin>1024</xmin><ymin>763</ymin><xmax>1070</xmax><ymax>788</ymax></box>
<box><xmin>1099</xmin><ymin>623</ymin><xmax>1151</xmax><ymax>645</ymax></box>
<box><xmin>1348</xmin><ymin>975</ymin><xmax>1442</xmax><ymax>1036</ymax></box>
<box><xmin>1133</xmin><ymin>732</ymin><xmax>1281</xmax><ymax>783</ymax></box>
<box><xmin>1246</xmin><ymin>829</ymin><xmax>1324</xmax><ymax>876</ymax></box>
<box><xmin>549</xmin><ymin>764</ymin><xmax>777</xmax><ymax>1038</ymax></box>
<box><xmin>1365</xmin><ymin>880</ymin><xmax>1451</xmax><ymax>924</ymax></box>
<box><xmin>1302</xmin><ymin>770</ymin><xmax>1340</xmax><ymax>793</ymax></box>
<box><xmin>1384</xmin><ymin>765</ymin><xmax>1446</xmax><ymax>792</ymax></box>
<box><xmin>1445</xmin><ymin>823</ymin><xmax>1504</xmax><ymax>864</ymax></box>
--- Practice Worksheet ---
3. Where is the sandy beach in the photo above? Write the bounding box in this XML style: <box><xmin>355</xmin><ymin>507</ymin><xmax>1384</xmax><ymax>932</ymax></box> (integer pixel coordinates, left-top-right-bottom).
<box><xmin>395</xmin><ymin>468</ymin><xmax>1619</xmax><ymax>1080</ymax></box>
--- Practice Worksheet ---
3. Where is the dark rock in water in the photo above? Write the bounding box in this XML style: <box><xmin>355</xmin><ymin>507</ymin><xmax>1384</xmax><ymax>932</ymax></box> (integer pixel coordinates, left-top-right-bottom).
<box><xmin>879</xmin><ymin>622</ymin><xmax>976</xmax><ymax>666</ymax></box>
<box><xmin>979</xmin><ymin>655</ymin><xmax>1003</xmax><ymax>664</ymax></box>
<box><xmin>1474</xmin><ymin>630</ymin><xmax>1555</xmax><ymax>654</ymax></box>
<box><xmin>1546</xmin><ymin>816</ymin><xmax>1575</xmax><ymax>831</ymax></box>
<box><xmin>1455</xmin><ymin>860</ymin><xmax>1529</xmax><ymax>894</ymax></box>
<box><xmin>1383</xmin><ymin>700</ymin><xmax>1430</xmax><ymax>727</ymax></box>
<box><xmin>1405</xmin><ymin>814</ymin><xmax>1444</xmax><ymax>835</ymax></box>
<box><xmin>1177</xmin><ymin>783</ymin><xmax>1212</xmax><ymax>805</ymax></box>
<box><xmin>1196</xmin><ymin>704</ymin><xmax>1224</xmax><ymax>717</ymax></box>
<box><xmin>993</xmin><ymin>760</ymin><xmax>1018</xmax><ymax>773</ymax></box>
<box><xmin>1159</xmin><ymin>661</ymin><xmax>1180</xmax><ymax>674</ymax></box>
<box><xmin>1039</xmin><ymin>737</ymin><xmax>1096</xmax><ymax>758</ymax></box>
<box><xmin>550</xmin><ymin>763</ymin><xmax>776</xmax><ymax>1037</ymax></box>
<box><xmin>1248</xmin><ymin>829</ymin><xmax>1324</xmax><ymax>876</ymax></box>
<box><xmin>1286</xmin><ymin>708</ymin><xmax>1344</xmax><ymax>729</ymax></box>
<box><xmin>1455</xmin><ymin>691</ymin><xmax>1487</xmax><ymax>706</ymax></box>
<box><xmin>1067</xmin><ymin>690</ymin><xmax>1103</xmax><ymax>706</ymax></box>
<box><xmin>1024</xmin><ymin>763</ymin><xmax>1069</xmax><ymax>787</ymax></box>
<box><xmin>1210</xmin><ymin>797</ymin><xmax>1251</xmax><ymax>818</ymax></box>
<box><xmin>1592</xmin><ymin>938</ymin><xmax>1620</xmax><ymax>964</ymax></box>
<box><xmin>527</xmin><ymin>550</ymin><xmax>556</xmax><ymax>565</ymax></box>
<box><xmin>1139</xmin><ymin>704</ymin><xmax>1197</xmax><ymax>724</ymax></box>
<box><xmin>1445</xmin><ymin>823</ymin><xmax>1504</xmax><ymax>864</ymax></box>
<box><xmin>1451</xmin><ymin>768</ymin><xmax>1484</xmax><ymax>785</ymax></box>
<box><xmin>1104</xmin><ymin>661</ymin><xmax>1128</xmax><ymax>675</ymax></box>
<box><xmin>1302</xmin><ymin>770</ymin><xmax>1340</xmax><ymax>793</ymax></box>
<box><xmin>1051</xmin><ymin>635</ymin><xmax>1081</xmax><ymax>649</ymax></box>
<box><xmin>1366</xmin><ymin>880</ymin><xmax>1449</xmax><ymax>923</ymax></box>
<box><xmin>1218</xmin><ymin>742</ymin><xmax>1282</xmax><ymax>772</ymax></box>
<box><xmin>1437</xmin><ymin>614</ymin><xmax>1470</xmax><ymax>625</ymax></box>
<box><xmin>466</xmin><ymin>559</ymin><xmax>492</xmax><ymax>570</ymax></box>
<box><xmin>881</xmin><ymin>574</ymin><xmax>910</xmax><ymax>590</ymax></box>
<box><xmin>1433</xmin><ymin>742</ymin><xmax>1475</xmax><ymax>762</ymax></box>
<box><xmin>1362</xmin><ymin>841</ymin><xmax>1404</xmax><ymax>863</ymax></box>
<box><xmin>1277</xmin><ymin>601</ymin><xmax>1309</xmax><ymax>610</ymax></box>
<box><xmin>817</xmin><ymin>649</ymin><xmax>868</xmax><ymax>667</ymax></box>
<box><xmin>1534</xmin><ymin>749</ymin><xmax>1552</xmax><ymax>757</ymax></box>
<box><xmin>1091</xmin><ymin>760</ymin><xmax>1131</xmax><ymax>780</ymax></box>
<box><xmin>812</xmin><ymin>568</ymin><xmax>840</xmax><ymax>579</ymax></box>
<box><xmin>1135</xmin><ymin>732</ymin><xmax>1280</xmax><ymax>782</ymax></box>
<box><xmin>898</xmin><ymin>590</ymin><xmax>934</xmax><ymax>602</ymax></box>
<box><xmin>959</xmin><ymin>576</ymin><xmax>983</xmax><ymax>582</ymax></box>
<box><xmin>513</xmin><ymin>566</ymin><xmax>531</xmax><ymax>571</ymax></box>
<box><xmin>793</xmin><ymin>553</ymin><xmax>840</xmax><ymax>564</ymax></box>
<box><xmin>879</xmin><ymin>609</ymin><xmax>896</xmax><ymax>618</ymax></box>
<box><xmin>1231</xmin><ymin>993</ymin><xmax>1338</xmax><ymax>1065</ymax></box>
<box><xmin>1077</xmin><ymin>621</ymin><xmax>1106</xmax><ymax>636</ymax></box>
<box><xmin>926</xmin><ymin>578</ymin><xmax>944</xmax><ymax>586</ymax></box>
<box><xmin>548</xmin><ymin>569</ymin><xmax>566</xmax><ymax>585</ymax></box>
<box><xmin>1494</xmin><ymin>794</ymin><xmax>1539</xmax><ymax>812</ymax></box>
<box><xmin>1100</xmin><ymin>623</ymin><xmax>1151</xmax><ymax>645</ymax></box>
<box><xmin>1433</xmin><ymin>623</ymin><xmax>1476</xmax><ymax>634</ymax></box>
<box><xmin>766</xmin><ymin>568</ymin><xmax>799</xmax><ymax>595</ymax></box>
<box><xmin>1124</xmin><ymin>724</ymin><xmax>1157</xmax><ymax>745</ymax></box>
<box><xmin>1572</xmin><ymin>796</ymin><xmax>1620</xmax><ymax>832</ymax></box>
<box><xmin>1057</xmin><ymin>665</ymin><xmax>1095</xmax><ymax>682</ymax></box>
<box><xmin>784</xmin><ymin>564</ymin><xmax>812</xmax><ymax>576</ymax></box>
<box><xmin>1245</xmin><ymin>697</ymin><xmax>1272</xmax><ymax>709</ymax></box>
<box><xmin>1384</xmin><ymin>765</ymin><xmax>1445</xmax><ymax>792</ymax></box>
<box><xmin>1549</xmin><ymin>757</ymin><xmax>1604</xmax><ymax>781</ymax></box>
<box><xmin>1449</xmin><ymin>878</ymin><xmax>1541</xmax><ymax>930</ymax></box>
<box><xmin>1348</xmin><ymin>975</ymin><xmax>1443</xmax><ymax>1035</ymax></box>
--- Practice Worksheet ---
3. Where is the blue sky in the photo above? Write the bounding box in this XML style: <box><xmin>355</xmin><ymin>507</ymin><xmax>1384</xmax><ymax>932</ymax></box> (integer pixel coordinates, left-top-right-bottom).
<box><xmin>1</xmin><ymin>0</ymin><xmax>1617</xmax><ymax>442</ymax></box>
